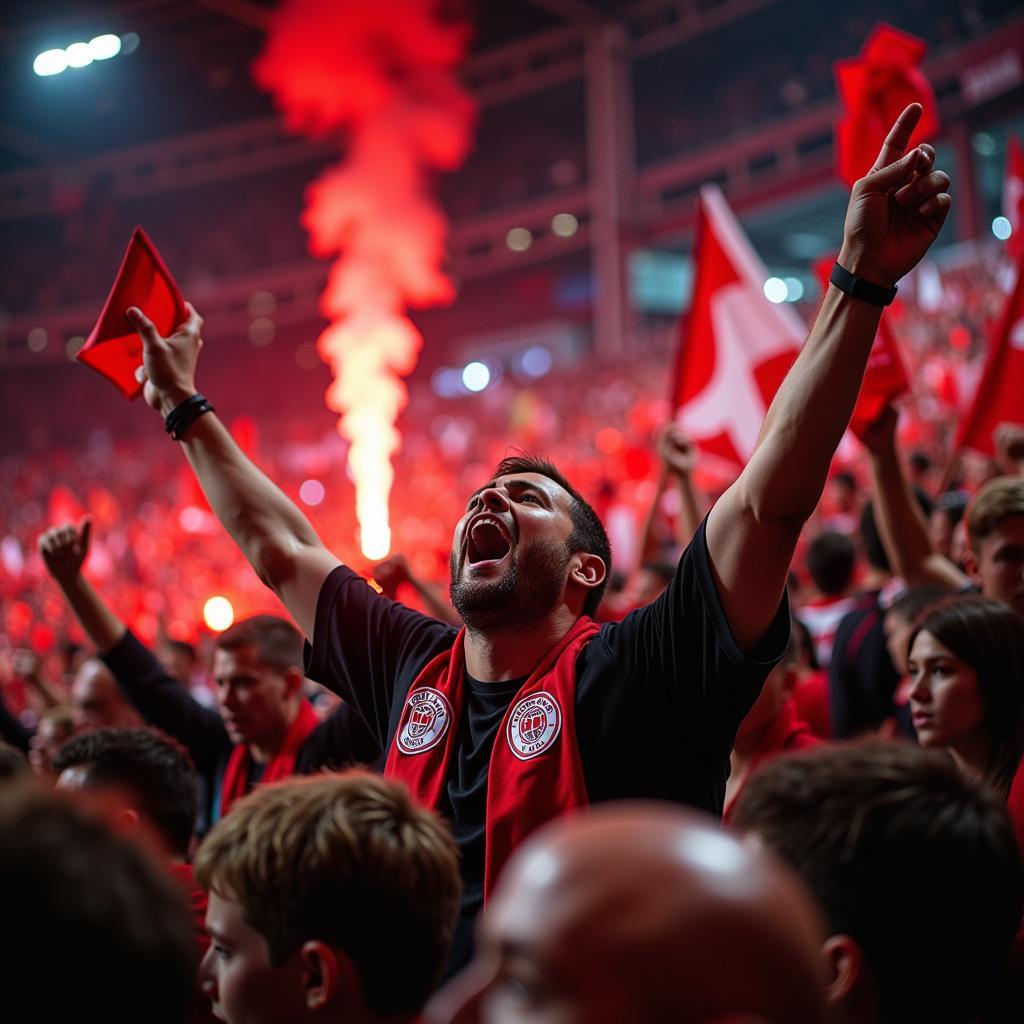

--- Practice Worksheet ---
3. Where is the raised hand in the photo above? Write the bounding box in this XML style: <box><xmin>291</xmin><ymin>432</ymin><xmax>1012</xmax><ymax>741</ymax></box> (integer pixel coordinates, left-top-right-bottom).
<box><xmin>858</xmin><ymin>403</ymin><xmax>900</xmax><ymax>457</ymax></box>
<box><xmin>659</xmin><ymin>424</ymin><xmax>698</xmax><ymax>478</ymax></box>
<box><xmin>840</xmin><ymin>103</ymin><xmax>951</xmax><ymax>288</ymax></box>
<box><xmin>127</xmin><ymin>303</ymin><xmax>203</xmax><ymax>415</ymax></box>
<box><xmin>39</xmin><ymin>517</ymin><xmax>92</xmax><ymax>584</ymax></box>
<box><xmin>373</xmin><ymin>553</ymin><xmax>412</xmax><ymax>596</ymax></box>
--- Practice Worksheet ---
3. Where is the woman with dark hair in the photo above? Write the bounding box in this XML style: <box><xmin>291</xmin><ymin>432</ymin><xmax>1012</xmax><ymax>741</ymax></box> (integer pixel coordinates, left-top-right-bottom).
<box><xmin>907</xmin><ymin>595</ymin><xmax>1024</xmax><ymax>801</ymax></box>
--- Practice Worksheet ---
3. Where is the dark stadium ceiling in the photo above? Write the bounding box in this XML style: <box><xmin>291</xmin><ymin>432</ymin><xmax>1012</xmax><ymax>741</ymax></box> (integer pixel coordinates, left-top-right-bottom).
<box><xmin>0</xmin><ymin>0</ymin><xmax>635</xmax><ymax>171</ymax></box>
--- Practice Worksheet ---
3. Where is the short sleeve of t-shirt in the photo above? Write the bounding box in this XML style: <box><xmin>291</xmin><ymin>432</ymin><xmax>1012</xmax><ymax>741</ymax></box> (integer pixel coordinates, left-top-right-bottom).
<box><xmin>304</xmin><ymin>568</ymin><xmax>457</xmax><ymax>748</ymax></box>
<box><xmin>573</xmin><ymin>517</ymin><xmax>791</xmax><ymax>813</ymax></box>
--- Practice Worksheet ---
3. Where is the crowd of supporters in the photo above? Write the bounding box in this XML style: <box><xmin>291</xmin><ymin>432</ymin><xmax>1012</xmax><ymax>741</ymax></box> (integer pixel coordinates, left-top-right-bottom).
<box><xmin>3</xmin><ymin>101</ymin><xmax>1024</xmax><ymax>1022</ymax></box>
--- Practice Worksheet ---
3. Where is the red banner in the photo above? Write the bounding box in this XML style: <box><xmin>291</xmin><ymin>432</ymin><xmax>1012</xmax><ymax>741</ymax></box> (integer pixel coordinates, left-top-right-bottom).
<box><xmin>671</xmin><ymin>186</ymin><xmax>804</xmax><ymax>468</ymax></box>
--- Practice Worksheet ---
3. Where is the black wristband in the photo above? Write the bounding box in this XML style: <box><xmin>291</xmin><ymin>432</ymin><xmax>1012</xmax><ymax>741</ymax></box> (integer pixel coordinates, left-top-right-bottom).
<box><xmin>164</xmin><ymin>393</ymin><xmax>214</xmax><ymax>441</ymax></box>
<box><xmin>829</xmin><ymin>262</ymin><xmax>898</xmax><ymax>307</ymax></box>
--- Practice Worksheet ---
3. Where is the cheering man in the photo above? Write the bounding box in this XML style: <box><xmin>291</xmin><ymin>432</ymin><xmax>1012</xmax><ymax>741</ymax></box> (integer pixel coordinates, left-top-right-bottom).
<box><xmin>128</xmin><ymin>104</ymin><xmax>951</xmax><ymax>970</ymax></box>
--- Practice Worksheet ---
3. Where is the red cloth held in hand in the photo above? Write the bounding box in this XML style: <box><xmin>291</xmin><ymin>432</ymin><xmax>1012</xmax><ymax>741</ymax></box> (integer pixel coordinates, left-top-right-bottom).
<box><xmin>834</xmin><ymin>24</ymin><xmax>938</xmax><ymax>187</ymax></box>
<box><xmin>77</xmin><ymin>226</ymin><xmax>186</xmax><ymax>400</ymax></box>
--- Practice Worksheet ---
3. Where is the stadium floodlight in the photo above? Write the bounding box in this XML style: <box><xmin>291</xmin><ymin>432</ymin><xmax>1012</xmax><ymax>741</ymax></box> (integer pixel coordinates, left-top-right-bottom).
<box><xmin>33</xmin><ymin>33</ymin><xmax>129</xmax><ymax>76</ymax></box>
<box><xmin>88</xmin><ymin>34</ymin><xmax>122</xmax><ymax>60</ymax></box>
<box><xmin>33</xmin><ymin>49</ymin><xmax>68</xmax><ymax>76</ymax></box>
<box><xmin>64</xmin><ymin>42</ymin><xmax>93</xmax><ymax>68</ymax></box>
<box><xmin>462</xmin><ymin>361</ymin><xmax>491</xmax><ymax>392</ymax></box>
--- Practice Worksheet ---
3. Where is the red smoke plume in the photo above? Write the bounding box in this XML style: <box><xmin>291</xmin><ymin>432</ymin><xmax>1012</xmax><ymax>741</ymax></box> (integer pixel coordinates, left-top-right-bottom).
<box><xmin>255</xmin><ymin>0</ymin><xmax>475</xmax><ymax>558</ymax></box>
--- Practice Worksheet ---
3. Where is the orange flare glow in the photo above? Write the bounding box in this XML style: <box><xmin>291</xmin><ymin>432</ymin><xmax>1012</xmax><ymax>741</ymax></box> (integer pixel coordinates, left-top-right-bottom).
<box><xmin>256</xmin><ymin>0</ymin><xmax>475</xmax><ymax>559</ymax></box>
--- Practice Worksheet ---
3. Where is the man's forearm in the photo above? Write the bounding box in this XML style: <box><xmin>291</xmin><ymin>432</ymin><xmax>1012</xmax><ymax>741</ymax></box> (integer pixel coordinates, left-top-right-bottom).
<box><xmin>58</xmin><ymin>574</ymin><xmax>127</xmax><ymax>654</ymax></box>
<box><xmin>740</xmin><ymin>283</ymin><xmax>882</xmax><ymax>524</ymax></box>
<box><xmin>175</xmin><ymin>410</ymin><xmax>323</xmax><ymax>585</ymax></box>
<box><xmin>869</xmin><ymin>446</ymin><xmax>967</xmax><ymax>589</ymax></box>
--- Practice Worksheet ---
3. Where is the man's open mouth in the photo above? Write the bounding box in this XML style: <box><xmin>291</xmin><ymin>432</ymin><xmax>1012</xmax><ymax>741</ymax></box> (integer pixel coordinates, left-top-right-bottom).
<box><xmin>467</xmin><ymin>515</ymin><xmax>513</xmax><ymax>565</ymax></box>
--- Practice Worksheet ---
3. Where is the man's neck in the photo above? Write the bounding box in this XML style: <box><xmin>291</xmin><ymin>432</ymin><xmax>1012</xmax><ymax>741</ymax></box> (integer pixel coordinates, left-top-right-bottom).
<box><xmin>463</xmin><ymin>607</ymin><xmax>580</xmax><ymax>681</ymax></box>
<box><xmin>248</xmin><ymin>700</ymin><xmax>299</xmax><ymax>764</ymax></box>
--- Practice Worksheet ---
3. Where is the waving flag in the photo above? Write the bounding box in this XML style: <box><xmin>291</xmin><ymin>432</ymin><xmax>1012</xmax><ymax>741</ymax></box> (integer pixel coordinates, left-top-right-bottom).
<box><xmin>834</xmin><ymin>24</ymin><xmax>938</xmax><ymax>187</ymax></box>
<box><xmin>957</xmin><ymin>245</ymin><xmax>1024</xmax><ymax>456</ymax></box>
<box><xmin>78</xmin><ymin>227</ymin><xmax>187</xmax><ymax>399</ymax></box>
<box><xmin>671</xmin><ymin>186</ymin><xmax>805</xmax><ymax>468</ymax></box>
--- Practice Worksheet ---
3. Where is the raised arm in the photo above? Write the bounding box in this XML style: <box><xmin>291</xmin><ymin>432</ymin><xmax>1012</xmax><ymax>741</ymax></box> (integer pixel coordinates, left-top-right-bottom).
<box><xmin>706</xmin><ymin>104</ymin><xmax>952</xmax><ymax>650</ymax></box>
<box><xmin>127</xmin><ymin>306</ymin><xmax>340</xmax><ymax>640</ymax></box>
<box><xmin>39</xmin><ymin>518</ymin><xmax>126</xmax><ymax>653</ymax></box>
<box><xmin>40</xmin><ymin>519</ymin><xmax>230</xmax><ymax>765</ymax></box>
<box><xmin>660</xmin><ymin>425</ymin><xmax>703</xmax><ymax>550</ymax></box>
<box><xmin>860</xmin><ymin>405</ymin><xmax>968</xmax><ymax>590</ymax></box>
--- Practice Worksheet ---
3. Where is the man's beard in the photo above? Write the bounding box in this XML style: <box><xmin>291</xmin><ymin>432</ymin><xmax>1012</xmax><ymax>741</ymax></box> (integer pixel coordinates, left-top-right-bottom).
<box><xmin>450</xmin><ymin>538</ymin><xmax>571</xmax><ymax>632</ymax></box>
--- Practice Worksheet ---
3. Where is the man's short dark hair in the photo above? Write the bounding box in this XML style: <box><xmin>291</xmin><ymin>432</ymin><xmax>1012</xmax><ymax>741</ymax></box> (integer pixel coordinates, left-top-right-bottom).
<box><xmin>0</xmin><ymin>784</ymin><xmax>196</xmax><ymax>1023</ymax></box>
<box><xmin>806</xmin><ymin>531</ymin><xmax>855</xmax><ymax>595</ymax></box>
<box><xmin>53</xmin><ymin>727</ymin><xmax>198</xmax><ymax>859</ymax></box>
<box><xmin>492</xmin><ymin>454</ymin><xmax>612</xmax><ymax>618</ymax></box>
<box><xmin>162</xmin><ymin>638</ymin><xmax>196</xmax><ymax>663</ymax></box>
<box><xmin>734</xmin><ymin>740</ymin><xmax>1023</xmax><ymax>1023</ymax></box>
<box><xmin>215</xmin><ymin>614</ymin><xmax>304</xmax><ymax>672</ymax></box>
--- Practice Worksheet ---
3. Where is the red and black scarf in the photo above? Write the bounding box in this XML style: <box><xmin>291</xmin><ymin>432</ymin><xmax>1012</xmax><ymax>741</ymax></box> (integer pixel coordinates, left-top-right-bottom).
<box><xmin>385</xmin><ymin>616</ymin><xmax>599</xmax><ymax>897</ymax></box>
<box><xmin>218</xmin><ymin>700</ymin><xmax>319</xmax><ymax>817</ymax></box>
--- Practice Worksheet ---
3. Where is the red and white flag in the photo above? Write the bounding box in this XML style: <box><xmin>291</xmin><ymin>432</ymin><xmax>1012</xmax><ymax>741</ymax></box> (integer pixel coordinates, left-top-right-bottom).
<box><xmin>1005</xmin><ymin>135</ymin><xmax>1024</xmax><ymax>261</ymax></box>
<box><xmin>956</xmin><ymin>244</ymin><xmax>1024</xmax><ymax>456</ymax></box>
<box><xmin>671</xmin><ymin>185</ymin><xmax>804</xmax><ymax>468</ymax></box>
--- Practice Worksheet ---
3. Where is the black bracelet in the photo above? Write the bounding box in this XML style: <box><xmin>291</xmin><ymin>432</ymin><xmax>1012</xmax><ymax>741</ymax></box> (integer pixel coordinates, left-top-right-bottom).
<box><xmin>165</xmin><ymin>393</ymin><xmax>215</xmax><ymax>440</ymax></box>
<box><xmin>829</xmin><ymin>262</ymin><xmax>898</xmax><ymax>307</ymax></box>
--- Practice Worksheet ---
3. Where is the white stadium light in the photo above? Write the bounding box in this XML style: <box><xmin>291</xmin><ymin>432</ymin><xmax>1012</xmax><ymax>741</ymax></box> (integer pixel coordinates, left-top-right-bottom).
<box><xmin>551</xmin><ymin>213</ymin><xmax>579</xmax><ymax>238</ymax></box>
<box><xmin>462</xmin><ymin>361</ymin><xmax>491</xmax><ymax>392</ymax></box>
<box><xmin>506</xmin><ymin>227</ymin><xmax>533</xmax><ymax>252</ymax></box>
<box><xmin>763</xmin><ymin>277</ymin><xmax>788</xmax><ymax>304</ymax></box>
<box><xmin>64</xmin><ymin>41</ymin><xmax>94</xmax><ymax>68</ymax></box>
<box><xmin>992</xmin><ymin>216</ymin><xmax>1012</xmax><ymax>241</ymax></box>
<box><xmin>33</xmin><ymin>33</ymin><xmax>130</xmax><ymax>76</ymax></box>
<box><xmin>88</xmin><ymin>34</ymin><xmax>122</xmax><ymax>61</ymax></box>
<box><xmin>33</xmin><ymin>49</ymin><xmax>68</xmax><ymax>76</ymax></box>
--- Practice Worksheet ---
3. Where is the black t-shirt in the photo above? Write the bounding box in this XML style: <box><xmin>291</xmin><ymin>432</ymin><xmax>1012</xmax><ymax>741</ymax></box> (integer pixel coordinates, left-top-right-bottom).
<box><xmin>305</xmin><ymin>519</ymin><xmax>790</xmax><ymax>973</ymax></box>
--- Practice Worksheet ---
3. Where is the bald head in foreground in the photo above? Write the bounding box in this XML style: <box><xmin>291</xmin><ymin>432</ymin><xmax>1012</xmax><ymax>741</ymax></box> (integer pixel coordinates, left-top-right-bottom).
<box><xmin>428</xmin><ymin>803</ymin><xmax>827</xmax><ymax>1024</ymax></box>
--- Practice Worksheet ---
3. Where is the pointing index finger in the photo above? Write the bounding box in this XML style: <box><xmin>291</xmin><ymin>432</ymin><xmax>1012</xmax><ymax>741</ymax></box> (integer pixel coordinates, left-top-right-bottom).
<box><xmin>871</xmin><ymin>102</ymin><xmax>923</xmax><ymax>172</ymax></box>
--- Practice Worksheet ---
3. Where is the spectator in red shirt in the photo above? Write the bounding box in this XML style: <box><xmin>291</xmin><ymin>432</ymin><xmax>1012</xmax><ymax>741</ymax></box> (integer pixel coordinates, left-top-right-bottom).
<box><xmin>725</xmin><ymin>632</ymin><xmax>821</xmax><ymax>819</ymax></box>
<box><xmin>798</xmin><ymin>530</ymin><xmax>857</xmax><ymax>668</ymax></box>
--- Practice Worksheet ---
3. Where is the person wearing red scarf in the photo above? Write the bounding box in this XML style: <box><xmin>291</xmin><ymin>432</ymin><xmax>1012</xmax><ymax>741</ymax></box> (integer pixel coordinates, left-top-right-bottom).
<box><xmin>129</xmin><ymin>103</ymin><xmax>952</xmax><ymax>975</ymax></box>
<box><xmin>39</xmin><ymin>522</ymin><xmax>379</xmax><ymax>828</ymax></box>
